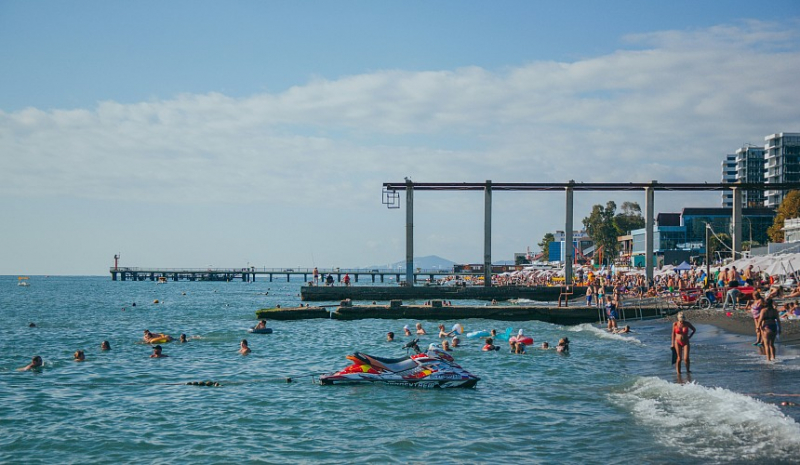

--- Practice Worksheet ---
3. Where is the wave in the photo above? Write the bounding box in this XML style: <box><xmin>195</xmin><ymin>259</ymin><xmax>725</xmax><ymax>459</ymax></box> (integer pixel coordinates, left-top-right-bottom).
<box><xmin>615</xmin><ymin>377</ymin><xmax>800</xmax><ymax>462</ymax></box>
<box><xmin>568</xmin><ymin>323</ymin><xmax>643</xmax><ymax>345</ymax></box>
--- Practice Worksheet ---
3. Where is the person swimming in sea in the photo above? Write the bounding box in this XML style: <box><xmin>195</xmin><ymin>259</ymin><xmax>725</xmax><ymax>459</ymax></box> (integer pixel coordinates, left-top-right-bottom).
<box><xmin>403</xmin><ymin>325</ymin><xmax>412</xmax><ymax>337</ymax></box>
<box><xmin>415</xmin><ymin>323</ymin><xmax>427</xmax><ymax>335</ymax></box>
<box><xmin>254</xmin><ymin>320</ymin><xmax>268</xmax><ymax>331</ymax></box>
<box><xmin>438</xmin><ymin>324</ymin><xmax>455</xmax><ymax>338</ymax></box>
<box><xmin>73</xmin><ymin>350</ymin><xmax>85</xmax><ymax>362</ymax></box>
<box><xmin>150</xmin><ymin>345</ymin><xmax>168</xmax><ymax>358</ymax></box>
<box><xmin>239</xmin><ymin>339</ymin><xmax>251</xmax><ymax>355</ymax></box>
<box><xmin>101</xmin><ymin>341</ymin><xmax>111</xmax><ymax>350</ymax></box>
<box><xmin>179</xmin><ymin>334</ymin><xmax>188</xmax><ymax>343</ymax></box>
<box><xmin>482</xmin><ymin>338</ymin><xmax>499</xmax><ymax>351</ymax></box>
<box><xmin>19</xmin><ymin>355</ymin><xmax>43</xmax><ymax>371</ymax></box>
<box><xmin>386</xmin><ymin>331</ymin><xmax>394</xmax><ymax>342</ymax></box>
<box><xmin>556</xmin><ymin>338</ymin><xmax>570</xmax><ymax>353</ymax></box>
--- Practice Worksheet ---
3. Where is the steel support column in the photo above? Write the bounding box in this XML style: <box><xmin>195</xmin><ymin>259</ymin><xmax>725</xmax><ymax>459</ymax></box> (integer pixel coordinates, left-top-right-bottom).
<box><xmin>565</xmin><ymin>181</ymin><xmax>574</xmax><ymax>285</ymax></box>
<box><xmin>732</xmin><ymin>187</ymin><xmax>742</xmax><ymax>259</ymax></box>
<box><xmin>405</xmin><ymin>180</ymin><xmax>414</xmax><ymax>286</ymax></box>
<box><xmin>484</xmin><ymin>180</ymin><xmax>492</xmax><ymax>287</ymax></box>
<box><xmin>645</xmin><ymin>184</ymin><xmax>655</xmax><ymax>285</ymax></box>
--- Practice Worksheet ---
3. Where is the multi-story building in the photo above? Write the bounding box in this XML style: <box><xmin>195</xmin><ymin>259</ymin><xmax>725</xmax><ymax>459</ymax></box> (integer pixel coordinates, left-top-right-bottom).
<box><xmin>735</xmin><ymin>144</ymin><xmax>766</xmax><ymax>207</ymax></box>
<box><xmin>629</xmin><ymin>208</ymin><xmax>776</xmax><ymax>266</ymax></box>
<box><xmin>764</xmin><ymin>132</ymin><xmax>800</xmax><ymax>208</ymax></box>
<box><xmin>721</xmin><ymin>154</ymin><xmax>736</xmax><ymax>207</ymax></box>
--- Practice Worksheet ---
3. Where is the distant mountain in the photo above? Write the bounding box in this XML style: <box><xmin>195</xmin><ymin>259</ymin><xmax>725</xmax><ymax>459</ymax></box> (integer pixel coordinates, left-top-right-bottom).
<box><xmin>371</xmin><ymin>255</ymin><xmax>457</xmax><ymax>270</ymax></box>
<box><xmin>371</xmin><ymin>255</ymin><xmax>516</xmax><ymax>270</ymax></box>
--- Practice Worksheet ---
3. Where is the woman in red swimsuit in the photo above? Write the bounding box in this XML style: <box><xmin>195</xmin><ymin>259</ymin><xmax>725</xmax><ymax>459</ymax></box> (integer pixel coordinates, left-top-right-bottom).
<box><xmin>672</xmin><ymin>312</ymin><xmax>696</xmax><ymax>375</ymax></box>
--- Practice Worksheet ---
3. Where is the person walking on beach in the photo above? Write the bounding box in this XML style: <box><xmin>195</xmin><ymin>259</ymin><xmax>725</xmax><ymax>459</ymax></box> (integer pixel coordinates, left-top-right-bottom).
<box><xmin>672</xmin><ymin>312</ymin><xmax>696</xmax><ymax>375</ymax></box>
<box><xmin>757</xmin><ymin>298</ymin><xmax>781</xmax><ymax>361</ymax></box>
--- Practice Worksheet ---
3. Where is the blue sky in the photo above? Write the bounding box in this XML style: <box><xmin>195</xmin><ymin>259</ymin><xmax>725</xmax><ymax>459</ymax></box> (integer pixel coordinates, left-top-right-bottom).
<box><xmin>1</xmin><ymin>1</ymin><xmax>799</xmax><ymax>274</ymax></box>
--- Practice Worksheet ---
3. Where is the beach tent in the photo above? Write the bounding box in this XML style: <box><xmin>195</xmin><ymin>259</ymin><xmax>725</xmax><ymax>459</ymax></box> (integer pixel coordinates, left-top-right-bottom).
<box><xmin>674</xmin><ymin>261</ymin><xmax>692</xmax><ymax>271</ymax></box>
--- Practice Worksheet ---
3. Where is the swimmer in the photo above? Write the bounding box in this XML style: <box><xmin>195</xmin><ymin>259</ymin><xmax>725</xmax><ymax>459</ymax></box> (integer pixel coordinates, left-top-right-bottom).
<box><xmin>403</xmin><ymin>325</ymin><xmax>412</xmax><ymax>337</ymax></box>
<box><xmin>150</xmin><ymin>345</ymin><xmax>168</xmax><ymax>358</ymax></box>
<box><xmin>73</xmin><ymin>350</ymin><xmax>85</xmax><ymax>362</ymax></box>
<box><xmin>254</xmin><ymin>320</ymin><xmax>267</xmax><ymax>330</ymax></box>
<box><xmin>515</xmin><ymin>342</ymin><xmax>526</xmax><ymax>354</ymax></box>
<box><xmin>19</xmin><ymin>355</ymin><xmax>43</xmax><ymax>371</ymax></box>
<box><xmin>239</xmin><ymin>339</ymin><xmax>251</xmax><ymax>355</ymax></box>
<box><xmin>438</xmin><ymin>324</ymin><xmax>454</xmax><ymax>338</ymax></box>
<box><xmin>451</xmin><ymin>335</ymin><xmax>460</xmax><ymax>348</ymax></box>
<box><xmin>781</xmin><ymin>401</ymin><xmax>797</xmax><ymax>407</ymax></box>
<box><xmin>490</xmin><ymin>329</ymin><xmax>497</xmax><ymax>338</ymax></box>
<box><xmin>29</xmin><ymin>322</ymin><xmax>36</xmax><ymax>328</ymax></box>
<box><xmin>386</xmin><ymin>331</ymin><xmax>394</xmax><ymax>342</ymax></box>
<box><xmin>541</xmin><ymin>342</ymin><xmax>550</xmax><ymax>349</ymax></box>
<box><xmin>482</xmin><ymin>338</ymin><xmax>499</xmax><ymax>351</ymax></box>
<box><xmin>179</xmin><ymin>334</ymin><xmax>187</xmax><ymax>343</ymax></box>
<box><xmin>556</xmin><ymin>337</ymin><xmax>570</xmax><ymax>353</ymax></box>
<box><xmin>101</xmin><ymin>341</ymin><xmax>111</xmax><ymax>351</ymax></box>
<box><xmin>441</xmin><ymin>340</ymin><xmax>451</xmax><ymax>351</ymax></box>
<box><xmin>614</xmin><ymin>325</ymin><xmax>631</xmax><ymax>334</ymax></box>
<box><xmin>415</xmin><ymin>323</ymin><xmax>427</xmax><ymax>335</ymax></box>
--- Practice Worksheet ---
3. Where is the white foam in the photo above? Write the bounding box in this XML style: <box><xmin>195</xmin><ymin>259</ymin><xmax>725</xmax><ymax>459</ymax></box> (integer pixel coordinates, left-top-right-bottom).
<box><xmin>615</xmin><ymin>377</ymin><xmax>800</xmax><ymax>462</ymax></box>
<box><xmin>569</xmin><ymin>323</ymin><xmax>643</xmax><ymax>345</ymax></box>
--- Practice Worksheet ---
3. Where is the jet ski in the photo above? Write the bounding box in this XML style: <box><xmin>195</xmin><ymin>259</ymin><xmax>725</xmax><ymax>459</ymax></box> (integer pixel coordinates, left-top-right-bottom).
<box><xmin>319</xmin><ymin>339</ymin><xmax>480</xmax><ymax>389</ymax></box>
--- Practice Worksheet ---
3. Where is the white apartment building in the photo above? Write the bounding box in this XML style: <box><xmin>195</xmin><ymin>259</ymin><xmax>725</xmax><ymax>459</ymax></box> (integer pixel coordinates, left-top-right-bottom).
<box><xmin>765</xmin><ymin>133</ymin><xmax>800</xmax><ymax>208</ymax></box>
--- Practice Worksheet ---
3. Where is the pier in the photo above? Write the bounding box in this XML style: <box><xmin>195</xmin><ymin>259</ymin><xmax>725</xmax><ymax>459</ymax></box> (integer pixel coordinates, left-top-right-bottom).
<box><xmin>109</xmin><ymin>266</ymin><xmax>464</xmax><ymax>283</ymax></box>
<box><xmin>256</xmin><ymin>300</ymin><xmax>672</xmax><ymax>324</ymax></box>
<box><xmin>300</xmin><ymin>284</ymin><xmax>585</xmax><ymax>302</ymax></box>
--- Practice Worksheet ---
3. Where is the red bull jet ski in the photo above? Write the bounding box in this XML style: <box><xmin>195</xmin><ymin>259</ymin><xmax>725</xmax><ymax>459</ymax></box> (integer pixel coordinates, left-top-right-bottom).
<box><xmin>319</xmin><ymin>339</ymin><xmax>480</xmax><ymax>389</ymax></box>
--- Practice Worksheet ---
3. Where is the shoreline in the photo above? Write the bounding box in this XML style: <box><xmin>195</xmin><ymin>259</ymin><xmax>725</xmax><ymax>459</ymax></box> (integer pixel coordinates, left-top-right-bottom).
<box><xmin>666</xmin><ymin>308</ymin><xmax>800</xmax><ymax>346</ymax></box>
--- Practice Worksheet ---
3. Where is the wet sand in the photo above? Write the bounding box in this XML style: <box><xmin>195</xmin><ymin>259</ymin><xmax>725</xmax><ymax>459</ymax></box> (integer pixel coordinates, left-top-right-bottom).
<box><xmin>667</xmin><ymin>308</ymin><xmax>800</xmax><ymax>346</ymax></box>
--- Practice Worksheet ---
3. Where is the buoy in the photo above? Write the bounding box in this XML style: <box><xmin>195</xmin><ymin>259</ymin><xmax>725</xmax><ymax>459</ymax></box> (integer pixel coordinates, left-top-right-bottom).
<box><xmin>153</xmin><ymin>299</ymin><xmax>159</xmax><ymax>304</ymax></box>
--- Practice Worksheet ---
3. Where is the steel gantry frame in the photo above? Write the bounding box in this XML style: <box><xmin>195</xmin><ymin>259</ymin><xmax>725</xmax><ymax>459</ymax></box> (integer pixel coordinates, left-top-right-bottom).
<box><xmin>382</xmin><ymin>181</ymin><xmax>800</xmax><ymax>286</ymax></box>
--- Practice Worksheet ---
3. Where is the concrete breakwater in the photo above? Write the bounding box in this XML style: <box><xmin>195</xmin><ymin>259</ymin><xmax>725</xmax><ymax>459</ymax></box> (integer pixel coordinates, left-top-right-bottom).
<box><xmin>300</xmin><ymin>285</ymin><xmax>587</xmax><ymax>302</ymax></box>
<box><xmin>256</xmin><ymin>301</ymin><xmax>670</xmax><ymax>324</ymax></box>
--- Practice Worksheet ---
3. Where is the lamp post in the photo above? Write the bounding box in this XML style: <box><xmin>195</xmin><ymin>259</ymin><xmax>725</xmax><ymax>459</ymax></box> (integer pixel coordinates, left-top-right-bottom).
<box><xmin>705</xmin><ymin>223</ymin><xmax>711</xmax><ymax>289</ymax></box>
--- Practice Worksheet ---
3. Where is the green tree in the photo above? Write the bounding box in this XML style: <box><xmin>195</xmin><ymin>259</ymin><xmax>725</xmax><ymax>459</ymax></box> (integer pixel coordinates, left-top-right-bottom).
<box><xmin>614</xmin><ymin>201</ymin><xmax>645</xmax><ymax>234</ymax></box>
<box><xmin>768</xmin><ymin>190</ymin><xmax>800</xmax><ymax>242</ymax></box>
<box><xmin>582</xmin><ymin>201</ymin><xmax>620</xmax><ymax>265</ymax></box>
<box><xmin>538</xmin><ymin>232</ymin><xmax>555</xmax><ymax>260</ymax></box>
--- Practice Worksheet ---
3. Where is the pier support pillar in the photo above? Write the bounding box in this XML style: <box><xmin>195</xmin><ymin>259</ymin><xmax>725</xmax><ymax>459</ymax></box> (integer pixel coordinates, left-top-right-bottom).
<box><xmin>406</xmin><ymin>179</ymin><xmax>414</xmax><ymax>286</ymax></box>
<box><xmin>732</xmin><ymin>187</ymin><xmax>742</xmax><ymax>259</ymax></box>
<box><xmin>565</xmin><ymin>181</ymin><xmax>574</xmax><ymax>285</ymax></box>
<box><xmin>484</xmin><ymin>180</ymin><xmax>492</xmax><ymax>287</ymax></box>
<box><xmin>111</xmin><ymin>272</ymin><xmax>117</xmax><ymax>281</ymax></box>
<box><xmin>645</xmin><ymin>183</ymin><xmax>656</xmax><ymax>285</ymax></box>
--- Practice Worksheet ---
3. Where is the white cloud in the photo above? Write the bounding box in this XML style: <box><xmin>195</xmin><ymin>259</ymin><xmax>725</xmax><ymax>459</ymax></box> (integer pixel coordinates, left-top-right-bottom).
<box><xmin>1</xmin><ymin>21</ymin><xmax>798</xmax><ymax>273</ymax></box>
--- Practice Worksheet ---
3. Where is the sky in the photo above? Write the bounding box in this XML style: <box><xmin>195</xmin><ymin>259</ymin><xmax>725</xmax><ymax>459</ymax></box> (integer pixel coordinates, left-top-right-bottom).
<box><xmin>1</xmin><ymin>1</ymin><xmax>799</xmax><ymax>275</ymax></box>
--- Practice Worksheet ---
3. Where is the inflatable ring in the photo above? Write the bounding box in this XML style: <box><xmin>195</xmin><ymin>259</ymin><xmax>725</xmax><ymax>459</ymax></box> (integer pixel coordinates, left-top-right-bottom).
<box><xmin>249</xmin><ymin>327</ymin><xmax>273</xmax><ymax>334</ymax></box>
<box><xmin>148</xmin><ymin>334</ymin><xmax>172</xmax><ymax>344</ymax></box>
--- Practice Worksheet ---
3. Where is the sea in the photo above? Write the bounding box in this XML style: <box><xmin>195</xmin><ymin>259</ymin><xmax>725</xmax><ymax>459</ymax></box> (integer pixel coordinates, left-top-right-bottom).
<box><xmin>2</xmin><ymin>276</ymin><xmax>799</xmax><ymax>464</ymax></box>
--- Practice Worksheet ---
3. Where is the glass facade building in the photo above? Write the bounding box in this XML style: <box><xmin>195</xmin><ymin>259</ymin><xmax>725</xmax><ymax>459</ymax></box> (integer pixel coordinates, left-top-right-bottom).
<box><xmin>765</xmin><ymin>132</ymin><xmax>800</xmax><ymax>208</ymax></box>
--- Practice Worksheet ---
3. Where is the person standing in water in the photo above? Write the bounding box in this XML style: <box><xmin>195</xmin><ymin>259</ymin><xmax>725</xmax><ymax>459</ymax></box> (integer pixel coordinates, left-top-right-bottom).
<box><xmin>671</xmin><ymin>312</ymin><xmax>696</xmax><ymax>374</ymax></box>
<box><xmin>758</xmin><ymin>298</ymin><xmax>781</xmax><ymax>361</ymax></box>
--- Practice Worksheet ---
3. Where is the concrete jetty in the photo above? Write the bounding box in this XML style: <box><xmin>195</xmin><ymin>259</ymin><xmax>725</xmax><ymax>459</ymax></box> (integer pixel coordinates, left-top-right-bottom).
<box><xmin>300</xmin><ymin>285</ymin><xmax>586</xmax><ymax>302</ymax></box>
<box><xmin>256</xmin><ymin>300</ymin><xmax>671</xmax><ymax>325</ymax></box>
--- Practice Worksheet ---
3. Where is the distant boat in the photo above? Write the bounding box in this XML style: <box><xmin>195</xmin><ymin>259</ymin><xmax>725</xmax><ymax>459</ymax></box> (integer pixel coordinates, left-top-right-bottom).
<box><xmin>157</xmin><ymin>276</ymin><xmax>168</xmax><ymax>284</ymax></box>
<box><xmin>18</xmin><ymin>277</ymin><xmax>30</xmax><ymax>287</ymax></box>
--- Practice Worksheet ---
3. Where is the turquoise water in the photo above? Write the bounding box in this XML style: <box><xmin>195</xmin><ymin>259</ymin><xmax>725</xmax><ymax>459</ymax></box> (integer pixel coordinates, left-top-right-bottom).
<box><xmin>2</xmin><ymin>276</ymin><xmax>800</xmax><ymax>464</ymax></box>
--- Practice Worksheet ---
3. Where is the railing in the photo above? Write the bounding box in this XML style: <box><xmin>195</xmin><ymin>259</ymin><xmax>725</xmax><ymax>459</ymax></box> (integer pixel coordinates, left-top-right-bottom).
<box><xmin>109</xmin><ymin>266</ymin><xmax>460</xmax><ymax>274</ymax></box>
